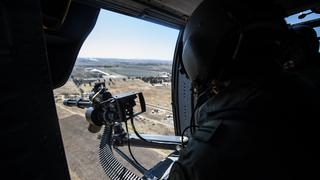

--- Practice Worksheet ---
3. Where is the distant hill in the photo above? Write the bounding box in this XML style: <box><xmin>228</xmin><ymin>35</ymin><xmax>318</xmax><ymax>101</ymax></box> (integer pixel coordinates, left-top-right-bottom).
<box><xmin>75</xmin><ymin>57</ymin><xmax>172</xmax><ymax>66</ymax></box>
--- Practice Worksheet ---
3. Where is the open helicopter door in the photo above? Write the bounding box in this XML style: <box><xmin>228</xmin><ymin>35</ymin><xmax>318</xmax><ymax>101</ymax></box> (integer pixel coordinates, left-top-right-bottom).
<box><xmin>57</xmin><ymin>6</ymin><xmax>186</xmax><ymax>178</ymax></box>
<box><xmin>172</xmin><ymin>33</ymin><xmax>193</xmax><ymax>136</ymax></box>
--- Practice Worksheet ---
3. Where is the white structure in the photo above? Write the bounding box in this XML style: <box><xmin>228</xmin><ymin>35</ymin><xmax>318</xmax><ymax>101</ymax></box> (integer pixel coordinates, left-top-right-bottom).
<box><xmin>90</xmin><ymin>69</ymin><xmax>110</xmax><ymax>76</ymax></box>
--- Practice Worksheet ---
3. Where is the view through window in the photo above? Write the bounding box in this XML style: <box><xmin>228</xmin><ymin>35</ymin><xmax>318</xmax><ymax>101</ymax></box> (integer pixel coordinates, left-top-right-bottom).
<box><xmin>286</xmin><ymin>10</ymin><xmax>320</xmax><ymax>52</ymax></box>
<box><xmin>54</xmin><ymin>9</ymin><xmax>179</xmax><ymax>179</ymax></box>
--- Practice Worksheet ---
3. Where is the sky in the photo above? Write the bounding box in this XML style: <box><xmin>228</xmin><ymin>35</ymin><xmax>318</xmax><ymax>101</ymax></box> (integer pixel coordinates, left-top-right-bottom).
<box><xmin>285</xmin><ymin>10</ymin><xmax>320</xmax><ymax>24</ymax></box>
<box><xmin>79</xmin><ymin>9</ymin><xmax>320</xmax><ymax>60</ymax></box>
<box><xmin>78</xmin><ymin>9</ymin><xmax>180</xmax><ymax>60</ymax></box>
<box><xmin>285</xmin><ymin>10</ymin><xmax>320</xmax><ymax>36</ymax></box>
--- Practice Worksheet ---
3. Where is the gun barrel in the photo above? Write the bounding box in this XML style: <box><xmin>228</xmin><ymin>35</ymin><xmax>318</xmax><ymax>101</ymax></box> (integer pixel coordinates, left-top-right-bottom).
<box><xmin>63</xmin><ymin>99</ymin><xmax>92</xmax><ymax>108</ymax></box>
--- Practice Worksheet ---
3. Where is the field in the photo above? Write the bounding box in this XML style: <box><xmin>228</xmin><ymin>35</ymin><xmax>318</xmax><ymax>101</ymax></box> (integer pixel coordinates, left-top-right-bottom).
<box><xmin>55</xmin><ymin>78</ymin><xmax>174</xmax><ymax>134</ymax></box>
<box><xmin>74</xmin><ymin>58</ymin><xmax>172</xmax><ymax>78</ymax></box>
<box><xmin>54</xmin><ymin>58</ymin><xmax>175</xmax><ymax>180</ymax></box>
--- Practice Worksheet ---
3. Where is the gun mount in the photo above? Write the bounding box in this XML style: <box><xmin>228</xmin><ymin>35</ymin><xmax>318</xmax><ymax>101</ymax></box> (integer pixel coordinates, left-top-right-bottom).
<box><xmin>63</xmin><ymin>82</ymin><xmax>187</xmax><ymax>180</ymax></box>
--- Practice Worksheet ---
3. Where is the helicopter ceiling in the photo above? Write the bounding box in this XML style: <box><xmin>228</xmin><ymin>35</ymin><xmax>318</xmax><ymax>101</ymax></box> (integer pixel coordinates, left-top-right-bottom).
<box><xmin>74</xmin><ymin>0</ymin><xmax>320</xmax><ymax>29</ymax></box>
<box><xmin>74</xmin><ymin>0</ymin><xmax>203</xmax><ymax>29</ymax></box>
<box><xmin>43</xmin><ymin>0</ymin><xmax>320</xmax><ymax>89</ymax></box>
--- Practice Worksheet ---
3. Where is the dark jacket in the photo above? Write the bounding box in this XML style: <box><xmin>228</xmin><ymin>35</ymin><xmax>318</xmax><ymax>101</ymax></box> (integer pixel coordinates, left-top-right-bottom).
<box><xmin>169</xmin><ymin>74</ymin><xmax>318</xmax><ymax>180</ymax></box>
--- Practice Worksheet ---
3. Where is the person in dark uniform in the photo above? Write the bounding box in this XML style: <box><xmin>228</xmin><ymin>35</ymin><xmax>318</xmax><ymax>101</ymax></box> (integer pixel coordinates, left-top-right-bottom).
<box><xmin>169</xmin><ymin>1</ymin><xmax>319</xmax><ymax>179</ymax></box>
<box><xmin>287</xmin><ymin>25</ymin><xmax>320</xmax><ymax>87</ymax></box>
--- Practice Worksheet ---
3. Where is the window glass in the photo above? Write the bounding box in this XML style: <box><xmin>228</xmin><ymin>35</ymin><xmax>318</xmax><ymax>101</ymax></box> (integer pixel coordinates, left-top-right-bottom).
<box><xmin>285</xmin><ymin>10</ymin><xmax>320</xmax><ymax>24</ymax></box>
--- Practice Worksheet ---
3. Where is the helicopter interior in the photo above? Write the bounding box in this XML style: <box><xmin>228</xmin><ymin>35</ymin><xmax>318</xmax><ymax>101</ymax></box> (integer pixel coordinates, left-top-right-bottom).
<box><xmin>1</xmin><ymin>0</ymin><xmax>320</xmax><ymax>179</ymax></box>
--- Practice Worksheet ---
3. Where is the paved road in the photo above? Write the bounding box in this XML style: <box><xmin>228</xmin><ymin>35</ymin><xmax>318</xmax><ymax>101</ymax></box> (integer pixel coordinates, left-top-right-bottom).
<box><xmin>56</xmin><ymin>104</ymin><xmax>170</xmax><ymax>180</ymax></box>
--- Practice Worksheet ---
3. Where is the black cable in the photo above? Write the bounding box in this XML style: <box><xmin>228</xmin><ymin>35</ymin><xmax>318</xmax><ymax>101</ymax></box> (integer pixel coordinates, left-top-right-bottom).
<box><xmin>130</xmin><ymin>116</ymin><xmax>153</xmax><ymax>143</ymax></box>
<box><xmin>130</xmin><ymin>102</ymin><xmax>199</xmax><ymax>148</ymax></box>
<box><xmin>181</xmin><ymin>125</ymin><xmax>199</xmax><ymax>148</ymax></box>
<box><xmin>130</xmin><ymin>107</ymin><xmax>197</xmax><ymax>149</ymax></box>
<box><xmin>182</xmin><ymin>94</ymin><xmax>205</xmax><ymax>147</ymax></box>
<box><xmin>129</xmin><ymin>113</ymin><xmax>168</xmax><ymax>144</ymax></box>
<box><xmin>124</xmin><ymin>120</ymin><xmax>147</xmax><ymax>173</ymax></box>
<box><xmin>189</xmin><ymin>82</ymin><xmax>216</xmax><ymax>133</ymax></box>
<box><xmin>189</xmin><ymin>106</ymin><xmax>197</xmax><ymax>134</ymax></box>
<box><xmin>189</xmin><ymin>87</ymin><xmax>208</xmax><ymax>134</ymax></box>
<box><xmin>189</xmin><ymin>95</ymin><xmax>202</xmax><ymax>135</ymax></box>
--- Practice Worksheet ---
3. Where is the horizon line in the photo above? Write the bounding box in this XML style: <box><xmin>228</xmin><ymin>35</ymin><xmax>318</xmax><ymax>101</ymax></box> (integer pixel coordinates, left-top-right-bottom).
<box><xmin>77</xmin><ymin>57</ymin><xmax>173</xmax><ymax>61</ymax></box>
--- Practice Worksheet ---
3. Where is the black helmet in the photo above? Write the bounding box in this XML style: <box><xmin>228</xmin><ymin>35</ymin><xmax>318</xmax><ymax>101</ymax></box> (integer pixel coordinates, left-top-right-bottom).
<box><xmin>281</xmin><ymin>25</ymin><xmax>319</xmax><ymax>70</ymax></box>
<box><xmin>291</xmin><ymin>25</ymin><xmax>319</xmax><ymax>59</ymax></box>
<box><xmin>182</xmin><ymin>0</ymin><xmax>287</xmax><ymax>90</ymax></box>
